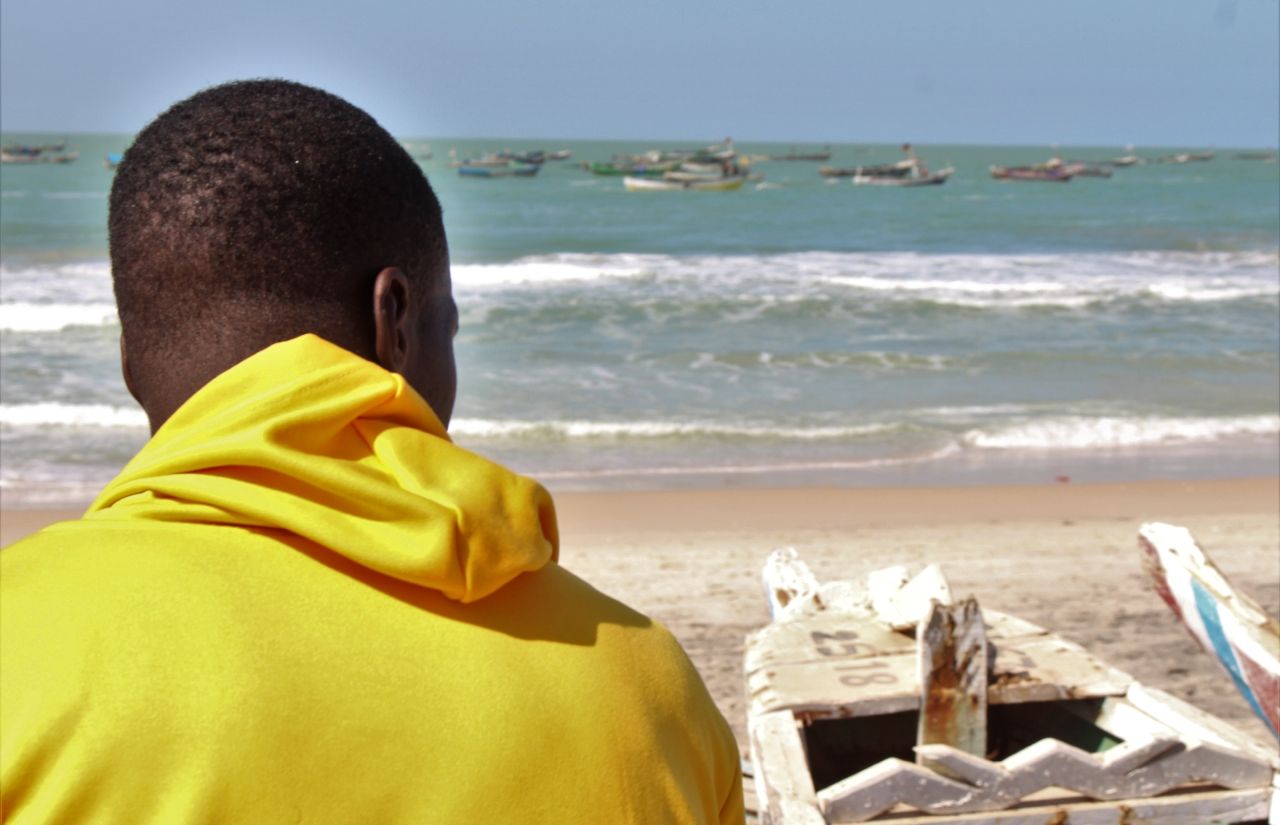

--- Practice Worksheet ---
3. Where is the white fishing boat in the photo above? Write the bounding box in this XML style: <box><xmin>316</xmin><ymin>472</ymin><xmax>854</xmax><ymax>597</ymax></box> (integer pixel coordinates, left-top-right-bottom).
<box><xmin>746</xmin><ymin>548</ymin><xmax>1279</xmax><ymax>823</ymax></box>
<box><xmin>623</xmin><ymin>174</ymin><xmax>746</xmax><ymax>192</ymax></box>
<box><xmin>852</xmin><ymin>166</ymin><xmax>954</xmax><ymax>187</ymax></box>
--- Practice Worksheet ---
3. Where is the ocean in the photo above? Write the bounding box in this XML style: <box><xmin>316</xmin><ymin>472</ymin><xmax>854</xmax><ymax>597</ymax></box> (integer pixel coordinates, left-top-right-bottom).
<box><xmin>2</xmin><ymin>135</ymin><xmax>1278</xmax><ymax>506</ymax></box>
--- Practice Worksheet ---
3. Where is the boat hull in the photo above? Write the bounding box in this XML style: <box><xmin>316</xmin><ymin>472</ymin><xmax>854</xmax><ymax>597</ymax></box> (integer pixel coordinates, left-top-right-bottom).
<box><xmin>623</xmin><ymin>175</ymin><xmax>745</xmax><ymax>191</ymax></box>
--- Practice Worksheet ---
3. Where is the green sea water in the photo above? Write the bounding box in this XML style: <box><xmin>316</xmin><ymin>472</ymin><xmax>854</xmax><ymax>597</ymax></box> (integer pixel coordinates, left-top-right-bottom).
<box><xmin>2</xmin><ymin>134</ymin><xmax>1278</xmax><ymax>503</ymax></box>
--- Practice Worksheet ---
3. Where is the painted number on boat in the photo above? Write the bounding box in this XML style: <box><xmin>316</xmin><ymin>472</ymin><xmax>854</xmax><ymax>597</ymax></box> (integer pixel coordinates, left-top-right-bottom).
<box><xmin>834</xmin><ymin>659</ymin><xmax>898</xmax><ymax>687</ymax></box>
<box><xmin>810</xmin><ymin>630</ymin><xmax>879</xmax><ymax>658</ymax></box>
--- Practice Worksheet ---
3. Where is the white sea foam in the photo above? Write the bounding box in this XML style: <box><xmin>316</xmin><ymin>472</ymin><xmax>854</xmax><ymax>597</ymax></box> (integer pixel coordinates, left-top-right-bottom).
<box><xmin>0</xmin><ymin>302</ymin><xmax>118</xmax><ymax>331</ymax></box>
<box><xmin>445</xmin><ymin>249</ymin><xmax>1278</xmax><ymax>307</ymax></box>
<box><xmin>449</xmin><ymin>417</ymin><xmax>898</xmax><ymax>441</ymax></box>
<box><xmin>452</xmin><ymin>256</ymin><xmax>652</xmax><ymax>289</ymax></box>
<box><xmin>0</xmin><ymin>403</ymin><xmax>147</xmax><ymax>428</ymax></box>
<box><xmin>1</xmin><ymin>261</ymin><xmax>114</xmax><ymax>305</ymax></box>
<box><xmin>964</xmin><ymin>414</ymin><xmax>1280</xmax><ymax>450</ymax></box>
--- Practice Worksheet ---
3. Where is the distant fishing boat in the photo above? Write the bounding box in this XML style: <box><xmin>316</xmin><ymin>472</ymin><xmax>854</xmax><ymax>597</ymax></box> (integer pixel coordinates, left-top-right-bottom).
<box><xmin>1110</xmin><ymin>145</ymin><xmax>1143</xmax><ymax>166</ymax></box>
<box><xmin>853</xmin><ymin>166</ymin><xmax>953</xmax><ymax>187</ymax></box>
<box><xmin>820</xmin><ymin>160</ymin><xmax>915</xmax><ymax>179</ymax></box>
<box><xmin>1157</xmin><ymin>151</ymin><xmax>1215</xmax><ymax>164</ymax></box>
<box><xmin>457</xmin><ymin>164</ymin><xmax>540</xmax><ymax>178</ymax></box>
<box><xmin>1062</xmin><ymin>162</ymin><xmax>1114</xmax><ymax>178</ymax></box>
<box><xmin>1</xmin><ymin>144</ymin><xmax>79</xmax><ymax>165</ymax></box>
<box><xmin>449</xmin><ymin>153</ymin><xmax>508</xmax><ymax>169</ymax></box>
<box><xmin>585</xmin><ymin>160</ymin><xmax>682</xmax><ymax>177</ymax></box>
<box><xmin>990</xmin><ymin>165</ymin><xmax>1073</xmax><ymax>182</ymax></box>
<box><xmin>769</xmin><ymin>145</ymin><xmax>832</xmax><ymax>162</ymax></box>
<box><xmin>400</xmin><ymin>141</ymin><xmax>434</xmax><ymax>160</ymax></box>
<box><xmin>623</xmin><ymin>174</ymin><xmax>745</xmax><ymax>192</ymax></box>
<box><xmin>103</xmin><ymin>153</ymin><xmax>123</xmax><ymax>170</ymax></box>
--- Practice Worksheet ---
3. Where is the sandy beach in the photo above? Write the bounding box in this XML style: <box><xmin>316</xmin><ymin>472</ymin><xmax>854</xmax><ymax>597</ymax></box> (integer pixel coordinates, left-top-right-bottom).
<box><xmin>5</xmin><ymin>476</ymin><xmax>1278</xmax><ymax>750</ymax></box>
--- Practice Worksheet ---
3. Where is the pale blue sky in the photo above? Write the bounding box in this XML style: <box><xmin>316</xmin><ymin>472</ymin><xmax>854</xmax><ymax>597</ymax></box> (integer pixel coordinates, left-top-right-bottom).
<box><xmin>2</xmin><ymin>0</ymin><xmax>1277</xmax><ymax>147</ymax></box>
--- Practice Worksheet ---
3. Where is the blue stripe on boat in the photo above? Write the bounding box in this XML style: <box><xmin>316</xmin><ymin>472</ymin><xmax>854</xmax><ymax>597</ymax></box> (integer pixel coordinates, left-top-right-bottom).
<box><xmin>1192</xmin><ymin>579</ymin><xmax>1270</xmax><ymax>729</ymax></box>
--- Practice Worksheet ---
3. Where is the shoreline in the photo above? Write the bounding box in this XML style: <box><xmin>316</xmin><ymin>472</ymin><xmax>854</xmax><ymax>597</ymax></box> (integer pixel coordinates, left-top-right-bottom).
<box><xmin>6</xmin><ymin>476</ymin><xmax>1278</xmax><ymax>544</ymax></box>
<box><xmin>4</xmin><ymin>476</ymin><xmax>1278</xmax><ymax>747</ymax></box>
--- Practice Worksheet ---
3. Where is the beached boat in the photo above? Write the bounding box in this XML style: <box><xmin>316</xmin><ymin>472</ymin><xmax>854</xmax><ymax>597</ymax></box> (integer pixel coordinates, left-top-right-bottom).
<box><xmin>623</xmin><ymin>174</ymin><xmax>745</xmax><ymax>192</ymax></box>
<box><xmin>457</xmin><ymin>164</ymin><xmax>540</xmax><ymax>178</ymax></box>
<box><xmin>853</xmin><ymin>166</ymin><xmax>953</xmax><ymax>187</ymax></box>
<box><xmin>990</xmin><ymin>165</ymin><xmax>1073</xmax><ymax>182</ymax></box>
<box><xmin>1139</xmin><ymin>522</ymin><xmax>1280</xmax><ymax>741</ymax></box>
<box><xmin>745</xmin><ymin>549</ymin><xmax>1279</xmax><ymax>823</ymax></box>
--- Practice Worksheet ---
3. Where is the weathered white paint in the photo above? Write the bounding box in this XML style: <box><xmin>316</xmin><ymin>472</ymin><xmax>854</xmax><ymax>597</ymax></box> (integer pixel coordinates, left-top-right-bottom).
<box><xmin>749</xmin><ymin>710</ymin><xmax>823</xmax><ymax>824</ymax></box>
<box><xmin>917</xmin><ymin>598</ymin><xmax>988</xmax><ymax>770</ymax></box>
<box><xmin>870</xmin><ymin>563</ymin><xmax>953</xmax><ymax>630</ymax></box>
<box><xmin>821</xmin><ymin>736</ymin><xmax>1272</xmax><ymax>820</ymax></box>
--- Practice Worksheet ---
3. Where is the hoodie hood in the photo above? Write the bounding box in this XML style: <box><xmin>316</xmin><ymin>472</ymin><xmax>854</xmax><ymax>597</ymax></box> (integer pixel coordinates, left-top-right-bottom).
<box><xmin>89</xmin><ymin>334</ymin><xmax>558</xmax><ymax>602</ymax></box>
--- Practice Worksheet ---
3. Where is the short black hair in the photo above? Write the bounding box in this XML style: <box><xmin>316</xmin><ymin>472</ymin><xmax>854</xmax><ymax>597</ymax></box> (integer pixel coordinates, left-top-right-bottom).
<box><xmin>110</xmin><ymin>79</ymin><xmax>446</xmax><ymax>369</ymax></box>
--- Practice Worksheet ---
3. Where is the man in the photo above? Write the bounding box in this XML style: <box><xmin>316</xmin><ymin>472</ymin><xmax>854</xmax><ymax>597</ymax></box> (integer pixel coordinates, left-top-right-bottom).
<box><xmin>1</xmin><ymin>80</ymin><xmax>744</xmax><ymax>824</ymax></box>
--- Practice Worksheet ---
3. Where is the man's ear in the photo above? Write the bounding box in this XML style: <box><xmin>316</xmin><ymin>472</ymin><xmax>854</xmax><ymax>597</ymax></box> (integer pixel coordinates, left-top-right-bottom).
<box><xmin>121</xmin><ymin>335</ymin><xmax>142</xmax><ymax>406</ymax></box>
<box><xmin>372</xmin><ymin>267</ymin><xmax>412</xmax><ymax>373</ymax></box>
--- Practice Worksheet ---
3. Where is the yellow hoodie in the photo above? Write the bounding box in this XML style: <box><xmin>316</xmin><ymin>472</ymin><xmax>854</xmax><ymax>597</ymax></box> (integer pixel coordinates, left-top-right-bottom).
<box><xmin>1</xmin><ymin>335</ymin><xmax>744</xmax><ymax>824</ymax></box>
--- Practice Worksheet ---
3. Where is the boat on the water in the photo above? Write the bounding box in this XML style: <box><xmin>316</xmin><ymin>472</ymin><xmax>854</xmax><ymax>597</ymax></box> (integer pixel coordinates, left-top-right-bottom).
<box><xmin>745</xmin><ymin>548</ymin><xmax>1279</xmax><ymax>823</ymax></box>
<box><xmin>585</xmin><ymin>159</ymin><xmax>682</xmax><ymax>177</ymax></box>
<box><xmin>457</xmin><ymin>164</ymin><xmax>540</xmax><ymax>178</ymax></box>
<box><xmin>1139</xmin><ymin>522</ymin><xmax>1279</xmax><ymax>741</ymax></box>
<box><xmin>990</xmin><ymin>164</ymin><xmax>1073</xmax><ymax>181</ymax></box>
<box><xmin>853</xmin><ymin>165</ymin><xmax>953</xmax><ymax>187</ymax></box>
<box><xmin>1</xmin><ymin>144</ymin><xmax>79</xmax><ymax>165</ymax></box>
<box><xmin>1062</xmin><ymin>161</ymin><xmax>1114</xmax><ymax>178</ymax></box>
<box><xmin>820</xmin><ymin>160</ymin><xmax>915</xmax><ymax>179</ymax></box>
<box><xmin>1156</xmin><ymin>151</ymin><xmax>1215</xmax><ymax>164</ymax></box>
<box><xmin>103</xmin><ymin>153</ymin><xmax>123</xmax><ymax>170</ymax></box>
<box><xmin>448</xmin><ymin>152</ymin><xmax>508</xmax><ymax>169</ymax></box>
<box><xmin>623</xmin><ymin>174</ymin><xmax>745</xmax><ymax>192</ymax></box>
<box><xmin>400</xmin><ymin>141</ymin><xmax>434</xmax><ymax>160</ymax></box>
<box><xmin>770</xmin><ymin>146</ymin><xmax>833</xmax><ymax>162</ymax></box>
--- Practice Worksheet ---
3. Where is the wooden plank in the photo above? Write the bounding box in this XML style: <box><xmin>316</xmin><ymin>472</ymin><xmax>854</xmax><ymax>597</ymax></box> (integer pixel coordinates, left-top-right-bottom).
<box><xmin>869</xmin><ymin>563</ymin><xmax>953</xmax><ymax>630</ymax></box>
<box><xmin>747</xmin><ymin>710</ymin><xmax>824</xmax><ymax>824</ymax></box>
<box><xmin>762</xmin><ymin>547</ymin><xmax>821</xmax><ymax>620</ymax></box>
<box><xmin>745</xmin><ymin>612</ymin><xmax>915</xmax><ymax>676</ymax></box>
<box><xmin>917</xmin><ymin>598</ymin><xmax>988</xmax><ymax>772</ymax></box>
<box><xmin>1061</xmin><ymin>694</ymin><xmax>1179</xmax><ymax>743</ymax></box>
<box><xmin>987</xmin><ymin>636</ymin><xmax>1132</xmax><ymax>704</ymax></box>
<box><xmin>820</xmin><ymin>736</ymin><xmax>1273</xmax><ymax>820</ymax></box>
<box><xmin>823</xmin><ymin>786</ymin><xmax>1270</xmax><ymax>824</ymax></box>
<box><xmin>751</xmin><ymin>635</ymin><xmax>1129</xmax><ymax>718</ymax></box>
<box><xmin>1126</xmin><ymin>682</ymin><xmax>1280</xmax><ymax>768</ymax></box>
<box><xmin>745</xmin><ymin>610</ymin><xmax>1049</xmax><ymax>680</ymax></box>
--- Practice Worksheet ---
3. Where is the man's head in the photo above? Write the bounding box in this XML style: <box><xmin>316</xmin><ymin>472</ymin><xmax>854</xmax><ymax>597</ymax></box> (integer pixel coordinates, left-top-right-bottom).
<box><xmin>109</xmin><ymin>79</ymin><xmax>457</xmax><ymax>431</ymax></box>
